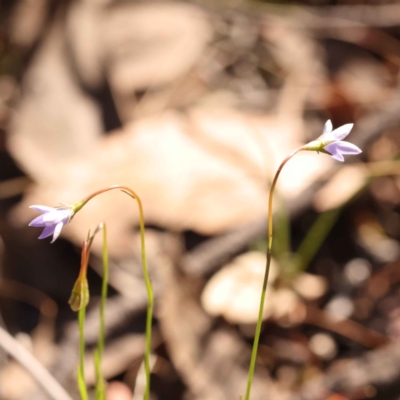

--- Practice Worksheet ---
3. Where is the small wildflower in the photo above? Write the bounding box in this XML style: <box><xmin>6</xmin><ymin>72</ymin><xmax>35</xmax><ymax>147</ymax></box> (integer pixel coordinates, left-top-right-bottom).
<box><xmin>29</xmin><ymin>205</ymin><xmax>74</xmax><ymax>243</ymax></box>
<box><xmin>305</xmin><ymin>120</ymin><xmax>362</xmax><ymax>162</ymax></box>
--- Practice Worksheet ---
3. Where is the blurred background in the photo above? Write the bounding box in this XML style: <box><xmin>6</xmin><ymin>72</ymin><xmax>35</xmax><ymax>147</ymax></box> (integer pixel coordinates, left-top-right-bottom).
<box><xmin>1</xmin><ymin>0</ymin><xmax>400</xmax><ymax>399</ymax></box>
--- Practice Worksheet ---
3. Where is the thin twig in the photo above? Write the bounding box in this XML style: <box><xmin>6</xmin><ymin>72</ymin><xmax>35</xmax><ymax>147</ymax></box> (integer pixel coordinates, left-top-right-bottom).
<box><xmin>305</xmin><ymin>306</ymin><xmax>388</xmax><ymax>349</ymax></box>
<box><xmin>0</xmin><ymin>326</ymin><xmax>73</xmax><ymax>400</ymax></box>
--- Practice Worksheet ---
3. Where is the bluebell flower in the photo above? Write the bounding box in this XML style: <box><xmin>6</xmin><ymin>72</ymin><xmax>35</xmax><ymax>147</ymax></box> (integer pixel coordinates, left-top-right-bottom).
<box><xmin>306</xmin><ymin>120</ymin><xmax>362</xmax><ymax>162</ymax></box>
<box><xmin>29</xmin><ymin>205</ymin><xmax>74</xmax><ymax>243</ymax></box>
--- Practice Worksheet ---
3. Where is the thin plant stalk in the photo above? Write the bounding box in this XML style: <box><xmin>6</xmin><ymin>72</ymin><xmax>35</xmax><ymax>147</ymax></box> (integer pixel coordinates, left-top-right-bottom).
<box><xmin>71</xmin><ymin>227</ymin><xmax>102</xmax><ymax>400</ymax></box>
<box><xmin>99</xmin><ymin>224</ymin><xmax>108</xmax><ymax>358</ymax></box>
<box><xmin>120</xmin><ymin>189</ymin><xmax>153</xmax><ymax>400</ymax></box>
<box><xmin>77</xmin><ymin>185</ymin><xmax>153</xmax><ymax>400</ymax></box>
<box><xmin>244</xmin><ymin>146</ymin><xmax>305</xmax><ymax>400</ymax></box>
<box><xmin>94</xmin><ymin>223</ymin><xmax>108</xmax><ymax>400</ymax></box>
<box><xmin>76</xmin><ymin>241</ymin><xmax>90</xmax><ymax>400</ymax></box>
<box><xmin>77</xmin><ymin>300</ymin><xmax>88</xmax><ymax>400</ymax></box>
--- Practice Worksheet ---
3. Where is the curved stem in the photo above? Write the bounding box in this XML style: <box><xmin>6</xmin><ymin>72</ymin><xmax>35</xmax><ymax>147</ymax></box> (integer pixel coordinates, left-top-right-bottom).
<box><xmin>79</xmin><ymin>185</ymin><xmax>153</xmax><ymax>400</ymax></box>
<box><xmin>244</xmin><ymin>146</ymin><xmax>305</xmax><ymax>400</ymax></box>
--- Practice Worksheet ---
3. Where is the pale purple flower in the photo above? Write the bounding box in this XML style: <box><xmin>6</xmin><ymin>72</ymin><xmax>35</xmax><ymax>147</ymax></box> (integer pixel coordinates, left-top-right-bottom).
<box><xmin>306</xmin><ymin>120</ymin><xmax>362</xmax><ymax>162</ymax></box>
<box><xmin>29</xmin><ymin>205</ymin><xmax>74</xmax><ymax>243</ymax></box>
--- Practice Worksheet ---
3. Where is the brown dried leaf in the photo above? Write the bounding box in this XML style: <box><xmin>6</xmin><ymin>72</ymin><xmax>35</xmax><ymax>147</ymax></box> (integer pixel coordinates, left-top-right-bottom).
<box><xmin>13</xmin><ymin>109</ymin><xmax>334</xmax><ymax>256</ymax></box>
<box><xmin>8</xmin><ymin>4</ymin><xmax>334</xmax><ymax>256</ymax></box>
<box><xmin>201</xmin><ymin>251</ymin><xmax>278</xmax><ymax>323</ymax></box>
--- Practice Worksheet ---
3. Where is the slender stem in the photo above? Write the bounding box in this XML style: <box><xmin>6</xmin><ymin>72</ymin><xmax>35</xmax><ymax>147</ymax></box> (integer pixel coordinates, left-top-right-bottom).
<box><xmin>244</xmin><ymin>146</ymin><xmax>305</xmax><ymax>400</ymax></box>
<box><xmin>77</xmin><ymin>241</ymin><xmax>90</xmax><ymax>400</ymax></box>
<box><xmin>99</xmin><ymin>224</ymin><xmax>108</xmax><ymax>362</ymax></box>
<box><xmin>78</xmin><ymin>185</ymin><xmax>153</xmax><ymax>400</ymax></box>
<box><xmin>72</xmin><ymin>226</ymin><xmax>105</xmax><ymax>399</ymax></box>
<box><xmin>77</xmin><ymin>299</ymin><xmax>88</xmax><ymax>400</ymax></box>
<box><xmin>95</xmin><ymin>223</ymin><xmax>108</xmax><ymax>400</ymax></box>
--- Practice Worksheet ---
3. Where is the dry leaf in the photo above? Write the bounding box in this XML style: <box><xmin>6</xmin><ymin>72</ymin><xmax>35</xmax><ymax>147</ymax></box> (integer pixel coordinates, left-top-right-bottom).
<box><xmin>13</xmin><ymin>107</ymin><xmax>333</xmax><ymax>256</ymax></box>
<box><xmin>201</xmin><ymin>251</ymin><xmax>278</xmax><ymax>323</ymax></box>
<box><xmin>8</xmin><ymin>2</ymin><xmax>335</xmax><ymax>257</ymax></box>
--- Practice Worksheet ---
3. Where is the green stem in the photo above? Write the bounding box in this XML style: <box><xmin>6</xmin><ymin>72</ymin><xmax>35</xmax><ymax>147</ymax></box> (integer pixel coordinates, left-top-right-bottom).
<box><xmin>77</xmin><ymin>284</ymin><xmax>89</xmax><ymax>400</ymax></box>
<box><xmin>94</xmin><ymin>223</ymin><xmax>108</xmax><ymax>400</ymax></box>
<box><xmin>244</xmin><ymin>146</ymin><xmax>305</xmax><ymax>400</ymax></box>
<box><xmin>123</xmin><ymin>190</ymin><xmax>153</xmax><ymax>400</ymax></box>
<box><xmin>79</xmin><ymin>185</ymin><xmax>153</xmax><ymax>400</ymax></box>
<box><xmin>98</xmin><ymin>224</ymin><xmax>108</xmax><ymax>363</ymax></box>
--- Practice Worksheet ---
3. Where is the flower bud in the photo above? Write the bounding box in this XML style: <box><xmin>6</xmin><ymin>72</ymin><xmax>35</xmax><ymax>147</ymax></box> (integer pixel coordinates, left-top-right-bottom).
<box><xmin>69</xmin><ymin>276</ymin><xmax>89</xmax><ymax>312</ymax></box>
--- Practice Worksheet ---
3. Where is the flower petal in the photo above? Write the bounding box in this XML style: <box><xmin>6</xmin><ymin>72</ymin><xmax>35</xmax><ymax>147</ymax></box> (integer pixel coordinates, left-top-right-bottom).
<box><xmin>29</xmin><ymin>205</ymin><xmax>55</xmax><ymax>213</ymax></box>
<box><xmin>51</xmin><ymin>222</ymin><xmax>64</xmax><ymax>243</ymax></box>
<box><xmin>38</xmin><ymin>225</ymin><xmax>56</xmax><ymax>239</ymax></box>
<box><xmin>332</xmin><ymin>141</ymin><xmax>362</xmax><ymax>155</ymax></box>
<box><xmin>323</xmin><ymin>120</ymin><xmax>333</xmax><ymax>135</ymax></box>
<box><xmin>29</xmin><ymin>214</ymin><xmax>47</xmax><ymax>227</ymax></box>
<box><xmin>41</xmin><ymin>209</ymin><xmax>70</xmax><ymax>224</ymax></box>
<box><xmin>330</xmin><ymin>123</ymin><xmax>354</xmax><ymax>141</ymax></box>
<box><xmin>330</xmin><ymin>152</ymin><xmax>344</xmax><ymax>162</ymax></box>
<box><xmin>324</xmin><ymin>142</ymin><xmax>345</xmax><ymax>162</ymax></box>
